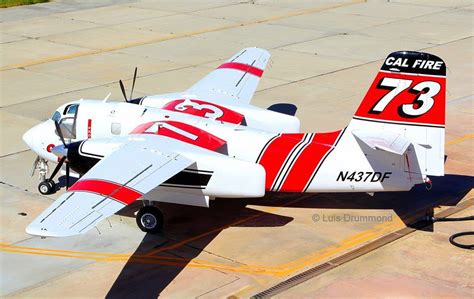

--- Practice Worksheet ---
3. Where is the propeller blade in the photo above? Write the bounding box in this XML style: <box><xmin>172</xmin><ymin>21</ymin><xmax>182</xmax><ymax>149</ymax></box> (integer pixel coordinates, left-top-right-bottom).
<box><xmin>65</xmin><ymin>162</ymin><xmax>70</xmax><ymax>190</ymax></box>
<box><xmin>119</xmin><ymin>80</ymin><xmax>128</xmax><ymax>102</ymax></box>
<box><xmin>49</xmin><ymin>156</ymin><xmax>66</xmax><ymax>181</ymax></box>
<box><xmin>129</xmin><ymin>67</ymin><xmax>137</xmax><ymax>101</ymax></box>
<box><xmin>54</xmin><ymin>121</ymin><xmax>67</xmax><ymax>147</ymax></box>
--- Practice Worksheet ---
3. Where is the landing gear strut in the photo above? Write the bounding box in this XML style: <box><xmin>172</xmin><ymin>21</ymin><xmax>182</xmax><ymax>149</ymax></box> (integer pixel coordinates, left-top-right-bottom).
<box><xmin>136</xmin><ymin>205</ymin><xmax>164</xmax><ymax>234</ymax></box>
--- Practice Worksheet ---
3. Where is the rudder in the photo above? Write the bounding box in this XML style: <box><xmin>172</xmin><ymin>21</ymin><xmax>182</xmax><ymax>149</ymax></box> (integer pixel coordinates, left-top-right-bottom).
<box><xmin>351</xmin><ymin>51</ymin><xmax>446</xmax><ymax>177</ymax></box>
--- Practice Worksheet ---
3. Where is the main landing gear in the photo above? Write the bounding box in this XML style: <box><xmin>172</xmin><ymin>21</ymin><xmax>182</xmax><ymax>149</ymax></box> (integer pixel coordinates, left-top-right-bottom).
<box><xmin>136</xmin><ymin>205</ymin><xmax>164</xmax><ymax>234</ymax></box>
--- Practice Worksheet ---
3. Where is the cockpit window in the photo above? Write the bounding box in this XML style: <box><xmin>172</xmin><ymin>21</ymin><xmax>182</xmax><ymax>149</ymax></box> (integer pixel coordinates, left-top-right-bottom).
<box><xmin>64</xmin><ymin>104</ymin><xmax>78</xmax><ymax>115</ymax></box>
<box><xmin>55</xmin><ymin>104</ymin><xmax>79</xmax><ymax>140</ymax></box>
<box><xmin>51</xmin><ymin>111</ymin><xmax>61</xmax><ymax>122</ymax></box>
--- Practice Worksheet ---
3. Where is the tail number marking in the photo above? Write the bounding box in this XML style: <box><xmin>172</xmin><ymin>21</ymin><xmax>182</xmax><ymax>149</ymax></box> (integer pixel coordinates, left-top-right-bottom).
<box><xmin>337</xmin><ymin>171</ymin><xmax>391</xmax><ymax>182</ymax></box>
<box><xmin>370</xmin><ymin>78</ymin><xmax>440</xmax><ymax>117</ymax></box>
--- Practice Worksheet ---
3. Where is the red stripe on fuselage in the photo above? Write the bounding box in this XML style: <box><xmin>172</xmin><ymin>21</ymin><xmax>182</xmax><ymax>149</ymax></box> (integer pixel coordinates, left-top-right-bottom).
<box><xmin>279</xmin><ymin>130</ymin><xmax>341</xmax><ymax>192</ymax></box>
<box><xmin>87</xmin><ymin>119</ymin><xmax>92</xmax><ymax>139</ymax></box>
<box><xmin>258</xmin><ymin>133</ymin><xmax>305</xmax><ymax>190</ymax></box>
<box><xmin>218</xmin><ymin>62</ymin><xmax>264</xmax><ymax>77</ymax></box>
<box><xmin>130</xmin><ymin>121</ymin><xmax>226</xmax><ymax>152</ymax></box>
<box><xmin>69</xmin><ymin>179</ymin><xmax>142</xmax><ymax>205</ymax></box>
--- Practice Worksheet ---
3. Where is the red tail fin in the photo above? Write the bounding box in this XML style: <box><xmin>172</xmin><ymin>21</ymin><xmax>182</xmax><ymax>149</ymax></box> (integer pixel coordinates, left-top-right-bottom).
<box><xmin>354</xmin><ymin>51</ymin><xmax>446</xmax><ymax>128</ymax></box>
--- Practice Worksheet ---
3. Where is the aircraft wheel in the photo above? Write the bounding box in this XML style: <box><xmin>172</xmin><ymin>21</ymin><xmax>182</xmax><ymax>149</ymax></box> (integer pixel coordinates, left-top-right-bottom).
<box><xmin>47</xmin><ymin>180</ymin><xmax>56</xmax><ymax>192</ymax></box>
<box><xmin>136</xmin><ymin>206</ymin><xmax>163</xmax><ymax>234</ymax></box>
<box><xmin>38</xmin><ymin>180</ymin><xmax>53</xmax><ymax>195</ymax></box>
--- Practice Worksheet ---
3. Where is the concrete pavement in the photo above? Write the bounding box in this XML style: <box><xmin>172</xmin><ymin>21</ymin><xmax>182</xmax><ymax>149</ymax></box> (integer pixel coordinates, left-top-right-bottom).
<box><xmin>1</xmin><ymin>0</ymin><xmax>473</xmax><ymax>297</ymax></box>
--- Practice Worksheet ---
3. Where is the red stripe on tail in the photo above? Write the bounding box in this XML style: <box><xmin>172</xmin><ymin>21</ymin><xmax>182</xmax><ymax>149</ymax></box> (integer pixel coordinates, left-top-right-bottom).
<box><xmin>279</xmin><ymin>130</ymin><xmax>341</xmax><ymax>192</ymax></box>
<box><xmin>258</xmin><ymin>134</ymin><xmax>305</xmax><ymax>190</ymax></box>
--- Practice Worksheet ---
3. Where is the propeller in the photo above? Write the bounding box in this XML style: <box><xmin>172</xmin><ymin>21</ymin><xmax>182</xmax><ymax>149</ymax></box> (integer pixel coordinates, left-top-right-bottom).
<box><xmin>52</xmin><ymin>120</ymin><xmax>71</xmax><ymax>189</ymax></box>
<box><xmin>119</xmin><ymin>67</ymin><xmax>138</xmax><ymax>103</ymax></box>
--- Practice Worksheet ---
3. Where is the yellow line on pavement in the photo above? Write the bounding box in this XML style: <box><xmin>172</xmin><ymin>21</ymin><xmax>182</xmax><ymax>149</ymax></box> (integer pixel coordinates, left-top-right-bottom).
<box><xmin>144</xmin><ymin>195</ymin><xmax>312</xmax><ymax>256</ymax></box>
<box><xmin>446</xmin><ymin>133</ymin><xmax>474</xmax><ymax>146</ymax></box>
<box><xmin>0</xmin><ymin>0</ymin><xmax>364</xmax><ymax>72</ymax></box>
<box><xmin>1</xmin><ymin>197</ymin><xmax>471</xmax><ymax>276</ymax></box>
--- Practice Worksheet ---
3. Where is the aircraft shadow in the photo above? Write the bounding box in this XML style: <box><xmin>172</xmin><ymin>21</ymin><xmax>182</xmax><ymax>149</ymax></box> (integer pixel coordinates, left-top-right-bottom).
<box><xmin>106</xmin><ymin>198</ymin><xmax>294</xmax><ymax>298</ymax></box>
<box><xmin>258</xmin><ymin>174</ymin><xmax>473</xmax><ymax>230</ymax></box>
<box><xmin>104</xmin><ymin>174</ymin><xmax>471</xmax><ymax>298</ymax></box>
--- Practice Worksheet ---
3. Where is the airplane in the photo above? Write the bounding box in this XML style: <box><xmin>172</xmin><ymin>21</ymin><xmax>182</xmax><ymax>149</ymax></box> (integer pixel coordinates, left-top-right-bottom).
<box><xmin>22</xmin><ymin>49</ymin><xmax>447</xmax><ymax>237</ymax></box>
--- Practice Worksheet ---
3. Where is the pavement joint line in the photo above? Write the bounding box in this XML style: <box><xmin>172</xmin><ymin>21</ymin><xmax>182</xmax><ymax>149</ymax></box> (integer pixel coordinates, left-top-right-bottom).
<box><xmin>0</xmin><ymin>181</ymin><xmax>55</xmax><ymax>202</ymax></box>
<box><xmin>0</xmin><ymin>62</ymin><xmax>203</xmax><ymax>109</ymax></box>
<box><xmin>0</xmin><ymin>149</ymin><xmax>30</xmax><ymax>158</ymax></box>
<box><xmin>291</xmin><ymin>5</ymin><xmax>454</xmax><ymax>42</ymax></box>
<box><xmin>264</xmin><ymin>2</ymin><xmax>457</xmax><ymax>52</ymax></box>
<box><xmin>0</xmin><ymin>0</ymin><xmax>365</xmax><ymax>72</ymax></box>
<box><xmin>196</xmin><ymin>276</ymin><xmax>241</xmax><ymax>299</ymax></box>
<box><xmin>182</xmin><ymin>242</ymin><xmax>248</xmax><ymax>266</ymax></box>
<box><xmin>257</xmin><ymin>36</ymin><xmax>472</xmax><ymax>96</ymax></box>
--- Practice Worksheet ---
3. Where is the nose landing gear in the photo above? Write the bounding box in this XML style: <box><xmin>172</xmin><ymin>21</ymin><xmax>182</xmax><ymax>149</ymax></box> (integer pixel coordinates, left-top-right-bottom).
<box><xmin>38</xmin><ymin>179</ymin><xmax>56</xmax><ymax>195</ymax></box>
<box><xmin>33</xmin><ymin>156</ymin><xmax>69</xmax><ymax>195</ymax></box>
<box><xmin>31</xmin><ymin>157</ymin><xmax>55</xmax><ymax>195</ymax></box>
<box><xmin>136</xmin><ymin>205</ymin><xmax>164</xmax><ymax>234</ymax></box>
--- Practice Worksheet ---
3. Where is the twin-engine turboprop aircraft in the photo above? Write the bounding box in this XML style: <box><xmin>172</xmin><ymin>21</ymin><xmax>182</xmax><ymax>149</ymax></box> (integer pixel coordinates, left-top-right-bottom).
<box><xmin>23</xmin><ymin>49</ymin><xmax>447</xmax><ymax>237</ymax></box>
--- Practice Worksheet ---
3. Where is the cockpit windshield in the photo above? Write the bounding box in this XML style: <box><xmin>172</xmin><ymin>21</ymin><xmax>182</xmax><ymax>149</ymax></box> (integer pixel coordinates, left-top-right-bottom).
<box><xmin>51</xmin><ymin>111</ymin><xmax>61</xmax><ymax>122</ymax></box>
<box><xmin>54</xmin><ymin>104</ymin><xmax>79</xmax><ymax>140</ymax></box>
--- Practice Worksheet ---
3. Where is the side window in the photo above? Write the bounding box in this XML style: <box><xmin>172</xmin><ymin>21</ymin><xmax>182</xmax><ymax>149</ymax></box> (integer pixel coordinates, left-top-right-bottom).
<box><xmin>111</xmin><ymin>122</ymin><xmax>121</xmax><ymax>135</ymax></box>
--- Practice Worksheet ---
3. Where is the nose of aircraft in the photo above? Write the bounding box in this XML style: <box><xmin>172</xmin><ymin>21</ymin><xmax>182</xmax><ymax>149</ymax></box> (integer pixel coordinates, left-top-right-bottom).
<box><xmin>22</xmin><ymin>124</ymin><xmax>41</xmax><ymax>150</ymax></box>
<box><xmin>23</xmin><ymin>120</ymin><xmax>59</xmax><ymax>162</ymax></box>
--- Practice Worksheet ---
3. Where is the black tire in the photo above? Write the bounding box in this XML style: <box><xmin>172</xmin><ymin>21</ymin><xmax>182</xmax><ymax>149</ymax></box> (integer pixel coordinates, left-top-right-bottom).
<box><xmin>136</xmin><ymin>206</ymin><xmax>164</xmax><ymax>234</ymax></box>
<box><xmin>38</xmin><ymin>181</ymin><xmax>52</xmax><ymax>195</ymax></box>
<box><xmin>47</xmin><ymin>180</ymin><xmax>56</xmax><ymax>192</ymax></box>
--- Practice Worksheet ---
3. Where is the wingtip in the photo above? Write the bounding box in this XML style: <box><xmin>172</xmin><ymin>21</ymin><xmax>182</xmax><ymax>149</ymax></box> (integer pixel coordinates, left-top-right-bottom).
<box><xmin>25</xmin><ymin>223</ymin><xmax>73</xmax><ymax>237</ymax></box>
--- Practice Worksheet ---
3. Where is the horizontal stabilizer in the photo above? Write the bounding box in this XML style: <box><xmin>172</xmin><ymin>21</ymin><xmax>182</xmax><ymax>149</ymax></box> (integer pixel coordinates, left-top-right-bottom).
<box><xmin>267</xmin><ymin>103</ymin><xmax>297</xmax><ymax>116</ymax></box>
<box><xmin>352</xmin><ymin>129</ymin><xmax>411</xmax><ymax>155</ymax></box>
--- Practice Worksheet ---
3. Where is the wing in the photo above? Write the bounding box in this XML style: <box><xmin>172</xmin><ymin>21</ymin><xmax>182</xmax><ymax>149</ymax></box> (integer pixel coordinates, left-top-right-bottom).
<box><xmin>187</xmin><ymin>47</ymin><xmax>270</xmax><ymax>104</ymax></box>
<box><xmin>26</xmin><ymin>141</ymin><xmax>193</xmax><ymax>237</ymax></box>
